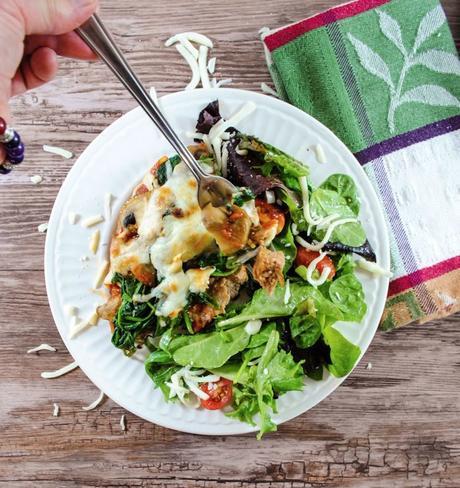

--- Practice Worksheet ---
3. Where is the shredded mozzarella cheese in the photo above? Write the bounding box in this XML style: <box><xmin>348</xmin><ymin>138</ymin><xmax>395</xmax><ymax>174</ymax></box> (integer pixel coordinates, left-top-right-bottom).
<box><xmin>30</xmin><ymin>174</ymin><xmax>43</xmax><ymax>184</ymax></box>
<box><xmin>68</xmin><ymin>320</ymin><xmax>91</xmax><ymax>339</ymax></box>
<box><xmin>64</xmin><ymin>305</ymin><xmax>78</xmax><ymax>316</ymax></box>
<box><xmin>245</xmin><ymin>319</ymin><xmax>262</xmax><ymax>335</ymax></box>
<box><xmin>120</xmin><ymin>414</ymin><xmax>127</xmax><ymax>432</ymax></box>
<box><xmin>295</xmin><ymin>218</ymin><xmax>357</xmax><ymax>251</ymax></box>
<box><xmin>198</xmin><ymin>45</ymin><xmax>211</xmax><ymax>89</ymax></box>
<box><xmin>299</xmin><ymin>176</ymin><xmax>323</xmax><ymax>226</ymax></box>
<box><xmin>265</xmin><ymin>190</ymin><xmax>275</xmax><ymax>204</ymax></box>
<box><xmin>104</xmin><ymin>193</ymin><xmax>113</xmax><ymax>220</ymax></box>
<box><xmin>221</xmin><ymin>142</ymin><xmax>229</xmax><ymax>177</ymax></box>
<box><xmin>82</xmin><ymin>390</ymin><xmax>105</xmax><ymax>411</ymax></box>
<box><xmin>284</xmin><ymin>279</ymin><xmax>291</xmax><ymax>304</ymax></box>
<box><xmin>53</xmin><ymin>403</ymin><xmax>60</xmax><ymax>417</ymax></box>
<box><xmin>43</xmin><ymin>145</ymin><xmax>73</xmax><ymax>159</ymax></box>
<box><xmin>89</xmin><ymin>230</ymin><xmax>100</xmax><ymax>254</ymax></box>
<box><xmin>27</xmin><ymin>343</ymin><xmax>56</xmax><ymax>354</ymax></box>
<box><xmin>260</xmin><ymin>82</ymin><xmax>280</xmax><ymax>98</ymax></box>
<box><xmin>215</xmin><ymin>78</ymin><xmax>233</xmax><ymax>88</ymax></box>
<box><xmin>41</xmin><ymin>361</ymin><xmax>78</xmax><ymax>379</ymax></box>
<box><xmin>356</xmin><ymin>257</ymin><xmax>392</xmax><ymax>277</ymax></box>
<box><xmin>81</xmin><ymin>214</ymin><xmax>104</xmax><ymax>228</ymax></box>
<box><xmin>165</xmin><ymin>32</ymin><xmax>213</xmax><ymax>49</ymax></box>
<box><xmin>207</xmin><ymin>56</ymin><xmax>216</xmax><ymax>74</ymax></box>
<box><xmin>304</xmin><ymin>252</ymin><xmax>331</xmax><ymax>287</ymax></box>
<box><xmin>38</xmin><ymin>222</ymin><xmax>48</xmax><ymax>233</ymax></box>
<box><xmin>88</xmin><ymin>310</ymin><xmax>99</xmax><ymax>326</ymax></box>
<box><xmin>313</xmin><ymin>144</ymin><xmax>327</xmax><ymax>164</ymax></box>
<box><xmin>68</xmin><ymin>212</ymin><xmax>79</xmax><ymax>225</ymax></box>
<box><xmin>94</xmin><ymin>260</ymin><xmax>109</xmax><ymax>289</ymax></box>
<box><xmin>175</xmin><ymin>44</ymin><xmax>200</xmax><ymax>90</ymax></box>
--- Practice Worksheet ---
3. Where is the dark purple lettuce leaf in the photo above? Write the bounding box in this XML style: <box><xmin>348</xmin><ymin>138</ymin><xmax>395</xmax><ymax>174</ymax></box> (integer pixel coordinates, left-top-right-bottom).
<box><xmin>322</xmin><ymin>240</ymin><xmax>376</xmax><ymax>262</ymax></box>
<box><xmin>196</xmin><ymin>100</ymin><xmax>221</xmax><ymax>134</ymax></box>
<box><xmin>226</xmin><ymin>137</ymin><xmax>284</xmax><ymax>195</ymax></box>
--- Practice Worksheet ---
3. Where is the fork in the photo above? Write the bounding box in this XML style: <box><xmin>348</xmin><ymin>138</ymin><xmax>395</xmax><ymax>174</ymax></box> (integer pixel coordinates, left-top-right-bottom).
<box><xmin>76</xmin><ymin>14</ymin><xmax>236</xmax><ymax>208</ymax></box>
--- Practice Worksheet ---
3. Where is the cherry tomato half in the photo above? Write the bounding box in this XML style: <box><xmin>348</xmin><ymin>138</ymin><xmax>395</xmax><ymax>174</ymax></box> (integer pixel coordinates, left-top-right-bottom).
<box><xmin>200</xmin><ymin>379</ymin><xmax>233</xmax><ymax>410</ymax></box>
<box><xmin>295</xmin><ymin>247</ymin><xmax>336</xmax><ymax>280</ymax></box>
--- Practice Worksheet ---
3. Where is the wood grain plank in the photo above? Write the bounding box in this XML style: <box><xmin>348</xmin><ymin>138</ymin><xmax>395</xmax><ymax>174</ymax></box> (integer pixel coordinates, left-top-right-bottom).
<box><xmin>0</xmin><ymin>0</ymin><xmax>459</xmax><ymax>485</ymax></box>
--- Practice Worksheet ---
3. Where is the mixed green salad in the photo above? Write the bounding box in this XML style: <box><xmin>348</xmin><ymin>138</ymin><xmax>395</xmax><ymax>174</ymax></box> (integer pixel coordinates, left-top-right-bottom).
<box><xmin>99</xmin><ymin>101</ymin><xmax>377</xmax><ymax>438</ymax></box>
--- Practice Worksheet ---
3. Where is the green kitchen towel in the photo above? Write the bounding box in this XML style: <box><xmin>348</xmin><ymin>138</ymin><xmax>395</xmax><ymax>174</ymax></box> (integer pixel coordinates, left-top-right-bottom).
<box><xmin>262</xmin><ymin>0</ymin><xmax>460</xmax><ymax>329</ymax></box>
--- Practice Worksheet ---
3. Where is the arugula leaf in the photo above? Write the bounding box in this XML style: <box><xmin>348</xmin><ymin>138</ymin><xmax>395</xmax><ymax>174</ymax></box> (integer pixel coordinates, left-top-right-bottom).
<box><xmin>329</xmin><ymin>274</ymin><xmax>367</xmax><ymax>322</ymax></box>
<box><xmin>240</xmin><ymin>136</ymin><xmax>309</xmax><ymax>178</ymax></box>
<box><xmin>272</xmin><ymin>221</ymin><xmax>297</xmax><ymax>274</ymax></box>
<box><xmin>172</xmin><ymin>325</ymin><xmax>250</xmax><ymax>369</ymax></box>
<box><xmin>322</xmin><ymin>326</ymin><xmax>361</xmax><ymax>377</ymax></box>
<box><xmin>144</xmin><ymin>361</ymin><xmax>180</xmax><ymax>399</ymax></box>
<box><xmin>111</xmin><ymin>273</ymin><xmax>157</xmax><ymax>356</ymax></box>
<box><xmin>335</xmin><ymin>253</ymin><xmax>356</xmax><ymax>276</ymax></box>
<box><xmin>309</xmin><ymin>188</ymin><xmax>366</xmax><ymax>247</ymax></box>
<box><xmin>157</xmin><ymin>154</ymin><xmax>181</xmax><ymax>185</ymax></box>
<box><xmin>247</xmin><ymin>322</ymin><xmax>277</xmax><ymax>348</ymax></box>
<box><xmin>320</xmin><ymin>174</ymin><xmax>360</xmax><ymax>215</ymax></box>
<box><xmin>255</xmin><ymin>330</ymin><xmax>279</xmax><ymax>438</ymax></box>
<box><xmin>266</xmin><ymin>349</ymin><xmax>304</xmax><ymax>393</ymax></box>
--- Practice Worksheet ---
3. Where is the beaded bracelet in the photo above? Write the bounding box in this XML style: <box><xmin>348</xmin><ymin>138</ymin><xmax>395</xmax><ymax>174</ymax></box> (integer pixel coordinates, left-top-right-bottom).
<box><xmin>0</xmin><ymin>117</ymin><xmax>25</xmax><ymax>174</ymax></box>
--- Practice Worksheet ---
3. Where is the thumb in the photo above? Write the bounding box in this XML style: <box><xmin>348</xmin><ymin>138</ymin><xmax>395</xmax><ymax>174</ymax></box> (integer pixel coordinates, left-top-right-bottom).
<box><xmin>15</xmin><ymin>0</ymin><xmax>98</xmax><ymax>36</ymax></box>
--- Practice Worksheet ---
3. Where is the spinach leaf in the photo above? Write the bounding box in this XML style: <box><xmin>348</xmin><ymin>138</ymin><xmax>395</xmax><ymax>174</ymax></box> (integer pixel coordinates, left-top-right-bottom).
<box><xmin>226</xmin><ymin>382</ymin><xmax>259</xmax><ymax>426</ymax></box>
<box><xmin>172</xmin><ymin>325</ymin><xmax>250</xmax><ymax>369</ymax></box>
<box><xmin>157</xmin><ymin>154</ymin><xmax>181</xmax><ymax>185</ymax></box>
<box><xmin>322</xmin><ymin>326</ymin><xmax>361</xmax><ymax>377</ymax></box>
<box><xmin>192</xmin><ymin>253</ymin><xmax>240</xmax><ymax>277</ymax></box>
<box><xmin>111</xmin><ymin>273</ymin><xmax>157</xmax><ymax>356</ymax></box>
<box><xmin>320</xmin><ymin>174</ymin><xmax>360</xmax><ymax>215</ymax></box>
<box><xmin>272</xmin><ymin>221</ymin><xmax>297</xmax><ymax>274</ymax></box>
<box><xmin>329</xmin><ymin>274</ymin><xmax>367</xmax><ymax>322</ymax></box>
<box><xmin>289</xmin><ymin>315</ymin><xmax>322</xmax><ymax>349</ymax></box>
<box><xmin>218</xmin><ymin>282</ymin><xmax>317</xmax><ymax>327</ymax></box>
<box><xmin>309</xmin><ymin>188</ymin><xmax>366</xmax><ymax>247</ymax></box>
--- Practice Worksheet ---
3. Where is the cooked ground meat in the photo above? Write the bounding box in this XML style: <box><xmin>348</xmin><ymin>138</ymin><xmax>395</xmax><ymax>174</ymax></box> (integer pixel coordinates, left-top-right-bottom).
<box><xmin>253</xmin><ymin>246</ymin><xmax>285</xmax><ymax>294</ymax></box>
<box><xmin>188</xmin><ymin>266</ymin><xmax>248</xmax><ymax>332</ymax></box>
<box><xmin>97</xmin><ymin>284</ymin><xmax>122</xmax><ymax>322</ymax></box>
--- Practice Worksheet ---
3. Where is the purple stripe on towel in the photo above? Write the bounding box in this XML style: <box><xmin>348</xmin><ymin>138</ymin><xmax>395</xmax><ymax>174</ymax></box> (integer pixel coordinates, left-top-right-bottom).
<box><xmin>355</xmin><ymin>115</ymin><xmax>460</xmax><ymax>165</ymax></box>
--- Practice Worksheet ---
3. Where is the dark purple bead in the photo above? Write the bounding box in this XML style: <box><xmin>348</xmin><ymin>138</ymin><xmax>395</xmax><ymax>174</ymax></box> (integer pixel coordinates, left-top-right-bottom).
<box><xmin>0</xmin><ymin>163</ymin><xmax>12</xmax><ymax>174</ymax></box>
<box><xmin>5</xmin><ymin>131</ymin><xmax>21</xmax><ymax>149</ymax></box>
<box><xmin>8</xmin><ymin>153</ymin><xmax>24</xmax><ymax>165</ymax></box>
<box><xmin>7</xmin><ymin>142</ymin><xmax>24</xmax><ymax>158</ymax></box>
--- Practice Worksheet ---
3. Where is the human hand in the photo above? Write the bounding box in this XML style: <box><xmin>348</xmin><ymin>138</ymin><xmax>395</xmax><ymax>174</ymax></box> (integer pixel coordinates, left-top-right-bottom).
<box><xmin>0</xmin><ymin>0</ymin><xmax>99</xmax><ymax>163</ymax></box>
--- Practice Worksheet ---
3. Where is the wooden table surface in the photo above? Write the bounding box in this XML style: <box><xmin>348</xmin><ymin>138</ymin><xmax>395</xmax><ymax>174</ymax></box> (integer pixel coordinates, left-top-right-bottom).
<box><xmin>1</xmin><ymin>0</ymin><xmax>459</xmax><ymax>486</ymax></box>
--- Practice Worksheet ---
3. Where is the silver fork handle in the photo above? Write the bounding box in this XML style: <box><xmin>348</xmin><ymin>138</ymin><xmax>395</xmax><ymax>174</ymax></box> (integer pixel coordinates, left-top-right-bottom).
<box><xmin>76</xmin><ymin>14</ymin><xmax>206</xmax><ymax>181</ymax></box>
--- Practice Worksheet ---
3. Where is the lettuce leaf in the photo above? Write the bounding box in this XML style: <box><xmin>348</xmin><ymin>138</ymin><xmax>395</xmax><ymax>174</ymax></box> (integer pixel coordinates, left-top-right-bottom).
<box><xmin>172</xmin><ymin>325</ymin><xmax>250</xmax><ymax>369</ymax></box>
<box><xmin>218</xmin><ymin>283</ymin><xmax>318</xmax><ymax>327</ymax></box>
<box><xmin>322</xmin><ymin>326</ymin><xmax>361</xmax><ymax>377</ymax></box>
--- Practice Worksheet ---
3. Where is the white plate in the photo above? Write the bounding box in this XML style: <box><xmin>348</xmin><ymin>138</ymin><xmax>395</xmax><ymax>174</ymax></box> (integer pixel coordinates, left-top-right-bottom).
<box><xmin>45</xmin><ymin>88</ymin><xmax>390</xmax><ymax>435</ymax></box>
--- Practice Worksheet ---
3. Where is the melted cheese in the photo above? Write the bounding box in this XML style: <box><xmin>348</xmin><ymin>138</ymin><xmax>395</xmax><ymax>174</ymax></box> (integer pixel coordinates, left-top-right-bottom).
<box><xmin>149</xmin><ymin>163</ymin><xmax>214</xmax><ymax>317</ymax></box>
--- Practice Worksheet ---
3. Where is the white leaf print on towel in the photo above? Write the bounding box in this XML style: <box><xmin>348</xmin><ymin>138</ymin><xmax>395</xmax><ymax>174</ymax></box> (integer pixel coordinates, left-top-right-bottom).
<box><xmin>348</xmin><ymin>5</ymin><xmax>460</xmax><ymax>133</ymax></box>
